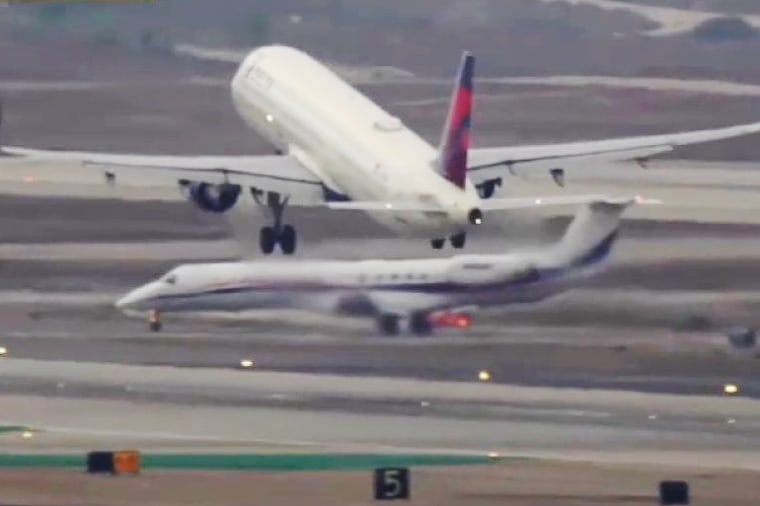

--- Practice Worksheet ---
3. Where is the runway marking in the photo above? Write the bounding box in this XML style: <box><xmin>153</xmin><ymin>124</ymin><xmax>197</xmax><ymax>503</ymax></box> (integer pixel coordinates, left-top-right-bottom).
<box><xmin>0</xmin><ymin>420</ymin><xmax>491</xmax><ymax>457</ymax></box>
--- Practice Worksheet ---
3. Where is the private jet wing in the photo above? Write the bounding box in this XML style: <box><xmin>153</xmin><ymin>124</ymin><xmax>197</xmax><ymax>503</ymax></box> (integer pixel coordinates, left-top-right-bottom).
<box><xmin>1</xmin><ymin>147</ymin><xmax>325</xmax><ymax>205</ymax></box>
<box><xmin>467</xmin><ymin>121</ymin><xmax>760</xmax><ymax>183</ymax></box>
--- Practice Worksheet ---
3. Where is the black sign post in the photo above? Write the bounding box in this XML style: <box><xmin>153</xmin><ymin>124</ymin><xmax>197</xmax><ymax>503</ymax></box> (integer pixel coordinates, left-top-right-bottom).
<box><xmin>659</xmin><ymin>480</ymin><xmax>690</xmax><ymax>505</ymax></box>
<box><xmin>374</xmin><ymin>467</ymin><xmax>410</xmax><ymax>501</ymax></box>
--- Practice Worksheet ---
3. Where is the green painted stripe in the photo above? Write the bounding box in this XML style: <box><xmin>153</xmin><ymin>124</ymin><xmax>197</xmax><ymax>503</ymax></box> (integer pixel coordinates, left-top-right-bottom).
<box><xmin>0</xmin><ymin>454</ymin><xmax>82</xmax><ymax>468</ymax></box>
<box><xmin>0</xmin><ymin>426</ymin><xmax>32</xmax><ymax>434</ymax></box>
<box><xmin>0</xmin><ymin>453</ymin><xmax>493</xmax><ymax>471</ymax></box>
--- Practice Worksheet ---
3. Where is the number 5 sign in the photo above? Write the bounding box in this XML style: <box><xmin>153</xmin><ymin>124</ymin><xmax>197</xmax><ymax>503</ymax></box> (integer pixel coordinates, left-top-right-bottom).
<box><xmin>374</xmin><ymin>467</ymin><xmax>410</xmax><ymax>500</ymax></box>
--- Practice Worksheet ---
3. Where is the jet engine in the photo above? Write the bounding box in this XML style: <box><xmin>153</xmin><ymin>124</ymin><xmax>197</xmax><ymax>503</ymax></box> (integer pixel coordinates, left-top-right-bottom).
<box><xmin>181</xmin><ymin>181</ymin><xmax>242</xmax><ymax>213</ymax></box>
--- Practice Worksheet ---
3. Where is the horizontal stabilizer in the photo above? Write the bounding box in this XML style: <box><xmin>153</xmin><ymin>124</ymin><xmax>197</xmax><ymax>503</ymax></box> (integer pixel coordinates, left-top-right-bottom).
<box><xmin>326</xmin><ymin>201</ymin><xmax>443</xmax><ymax>212</ymax></box>
<box><xmin>480</xmin><ymin>194</ymin><xmax>619</xmax><ymax>211</ymax></box>
<box><xmin>327</xmin><ymin>195</ymin><xmax>659</xmax><ymax>213</ymax></box>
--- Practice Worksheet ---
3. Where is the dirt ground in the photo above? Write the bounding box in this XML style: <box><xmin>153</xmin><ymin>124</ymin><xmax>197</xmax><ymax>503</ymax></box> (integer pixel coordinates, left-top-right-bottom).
<box><xmin>0</xmin><ymin>460</ymin><xmax>757</xmax><ymax>506</ymax></box>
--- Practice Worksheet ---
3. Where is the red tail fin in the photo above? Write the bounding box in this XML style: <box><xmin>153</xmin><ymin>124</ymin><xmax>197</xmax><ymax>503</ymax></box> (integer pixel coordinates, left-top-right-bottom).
<box><xmin>438</xmin><ymin>51</ymin><xmax>475</xmax><ymax>189</ymax></box>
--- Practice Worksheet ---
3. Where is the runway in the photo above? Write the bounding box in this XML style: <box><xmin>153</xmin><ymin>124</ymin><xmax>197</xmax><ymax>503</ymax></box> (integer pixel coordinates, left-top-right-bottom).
<box><xmin>1</xmin><ymin>360</ymin><xmax>759</xmax><ymax>471</ymax></box>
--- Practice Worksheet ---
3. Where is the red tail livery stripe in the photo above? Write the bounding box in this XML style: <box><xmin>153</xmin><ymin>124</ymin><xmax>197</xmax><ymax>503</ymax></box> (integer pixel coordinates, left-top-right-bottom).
<box><xmin>439</xmin><ymin>52</ymin><xmax>475</xmax><ymax>189</ymax></box>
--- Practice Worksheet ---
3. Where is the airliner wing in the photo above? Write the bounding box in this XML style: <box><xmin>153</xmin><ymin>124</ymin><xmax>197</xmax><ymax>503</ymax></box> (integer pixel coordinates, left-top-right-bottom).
<box><xmin>327</xmin><ymin>194</ymin><xmax>626</xmax><ymax>212</ymax></box>
<box><xmin>1</xmin><ymin>147</ymin><xmax>324</xmax><ymax>205</ymax></box>
<box><xmin>467</xmin><ymin>121</ymin><xmax>760</xmax><ymax>182</ymax></box>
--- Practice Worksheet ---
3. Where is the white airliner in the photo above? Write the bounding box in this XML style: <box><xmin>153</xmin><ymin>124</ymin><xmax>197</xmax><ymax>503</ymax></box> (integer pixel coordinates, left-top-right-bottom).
<box><xmin>4</xmin><ymin>45</ymin><xmax>760</xmax><ymax>254</ymax></box>
<box><xmin>116</xmin><ymin>198</ymin><xmax>634</xmax><ymax>336</ymax></box>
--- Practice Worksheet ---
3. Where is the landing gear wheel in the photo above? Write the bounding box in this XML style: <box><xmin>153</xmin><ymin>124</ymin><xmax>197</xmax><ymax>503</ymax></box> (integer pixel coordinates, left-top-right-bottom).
<box><xmin>450</xmin><ymin>232</ymin><xmax>466</xmax><ymax>249</ymax></box>
<box><xmin>431</xmin><ymin>238</ymin><xmax>445</xmax><ymax>250</ymax></box>
<box><xmin>377</xmin><ymin>314</ymin><xmax>400</xmax><ymax>336</ymax></box>
<box><xmin>259</xmin><ymin>226</ymin><xmax>277</xmax><ymax>255</ymax></box>
<box><xmin>409</xmin><ymin>313</ymin><xmax>433</xmax><ymax>336</ymax></box>
<box><xmin>279</xmin><ymin>225</ymin><xmax>297</xmax><ymax>255</ymax></box>
<box><xmin>253</xmin><ymin>192</ymin><xmax>298</xmax><ymax>256</ymax></box>
<box><xmin>148</xmin><ymin>309</ymin><xmax>162</xmax><ymax>332</ymax></box>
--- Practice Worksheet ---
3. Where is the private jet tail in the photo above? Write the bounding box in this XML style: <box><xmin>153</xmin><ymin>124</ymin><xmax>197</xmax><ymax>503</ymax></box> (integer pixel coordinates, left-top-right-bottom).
<box><xmin>436</xmin><ymin>51</ymin><xmax>474</xmax><ymax>189</ymax></box>
<box><xmin>545</xmin><ymin>198</ymin><xmax>635</xmax><ymax>269</ymax></box>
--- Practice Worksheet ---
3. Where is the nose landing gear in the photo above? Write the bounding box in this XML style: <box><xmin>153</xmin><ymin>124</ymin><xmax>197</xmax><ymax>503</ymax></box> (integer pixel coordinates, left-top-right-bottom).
<box><xmin>148</xmin><ymin>309</ymin><xmax>162</xmax><ymax>332</ymax></box>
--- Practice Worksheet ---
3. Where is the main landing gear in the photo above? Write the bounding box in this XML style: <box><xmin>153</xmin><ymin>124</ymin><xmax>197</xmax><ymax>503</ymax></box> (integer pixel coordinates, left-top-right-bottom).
<box><xmin>431</xmin><ymin>232</ymin><xmax>466</xmax><ymax>250</ymax></box>
<box><xmin>254</xmin><ymin>191</ymin><xmax>297</xmax><ymax>255</ymax></box>
<box><xmin>376</xmin><ymin>313</ymin><xmax>433</xmax><ymax>337</ymax></box>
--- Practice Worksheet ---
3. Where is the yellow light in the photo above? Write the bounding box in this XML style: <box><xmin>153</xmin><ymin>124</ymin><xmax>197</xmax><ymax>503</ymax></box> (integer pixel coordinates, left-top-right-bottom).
<box><xmin>724</xmin><ymin>383</ymin><xmax>739</xmax><ymax>395</ymax></box>
<box><xmin>487</xmin><ymin>451</ymin><xmax>500</xmax><ymax>459</ymax></box>
<box><xmin>240</xmin><ymin>359</ymin><xmax>255</xmax><ymax>369</ymax></box>
<box><xmin>478</xmin><ymin>370</ymin><xmax>491</xmax><ymax>382</ymax></box>
<box><xmin>21</xmin><ymin>431</ymin><xmax>33</xmax><ymax>440</ymax></box>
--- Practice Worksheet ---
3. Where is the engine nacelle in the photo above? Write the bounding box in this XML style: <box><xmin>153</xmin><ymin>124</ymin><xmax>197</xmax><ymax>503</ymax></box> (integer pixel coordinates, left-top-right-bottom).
<box><xmin>182</xmin><ymin>181</ymin><xmax>241</xmax><ymax>213</ymax></box>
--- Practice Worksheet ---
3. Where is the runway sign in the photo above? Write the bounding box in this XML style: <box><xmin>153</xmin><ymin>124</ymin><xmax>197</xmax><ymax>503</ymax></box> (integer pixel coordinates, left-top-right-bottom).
<box><xmin>659</xmin><ymin>480</ymin><xmax>690</xmax><ymax>505</ymax></box>
<box><xmin>86</xmin><ymin>451</ymin><xmax>115</xmax><ymax>474</ymax></box>
<box><xmin>86</xmin><ymin>450</ymin><xmax>141</xmax><ymax>475</ymax></box>
<box><xmin>373</xmin><ymin>467</ymin><xmax>410</xmax><ymax>500</ymax></box>
<box><xmin>114</xmin><ymin>450</ymin><xmax>141</xmax><ymax>475</ymax></box>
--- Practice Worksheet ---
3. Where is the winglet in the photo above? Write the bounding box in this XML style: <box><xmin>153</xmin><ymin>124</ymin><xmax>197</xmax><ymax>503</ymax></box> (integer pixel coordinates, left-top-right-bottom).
<box><xmin>437</xmin><ymin>51</ymin><xmax>475</xmax><ymax>189</ymax></box>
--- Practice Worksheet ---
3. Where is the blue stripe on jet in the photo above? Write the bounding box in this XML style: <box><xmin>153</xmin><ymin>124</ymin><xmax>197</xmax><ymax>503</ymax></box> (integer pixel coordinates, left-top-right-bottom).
<box><xmin>145</xmin><ymin>231</ymin><xmax>620</xmax><ymax>305</ymax></box>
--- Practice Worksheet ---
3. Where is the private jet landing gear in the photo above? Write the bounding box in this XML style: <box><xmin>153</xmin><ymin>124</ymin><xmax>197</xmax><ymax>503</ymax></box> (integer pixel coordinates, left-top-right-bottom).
<box><xmin>450</xmin><ymin>232</ymin><xmax>466</xmax><ymax>249</ymax></box>
<box><xmin>409</xmin><ymin>313</ymin><xmax>433</xmax><ymax>336</ymax></box>
<box><xmin>148</xmin><ymin>309</ymin><xmax>162</xmax><ymax>332</ymax></box>
<box><xmin>377</xmin><ymin>314</ymin><xmax>400</xmax><ymax>336</ymax></box>
<box><xmin>254</xmin><ymin>191</ymin><xmax>297</xmax><ymax>255</ymax></box>
<box><xmin>430</xmin><ymin>233</ymin><xmax>466</xmax><ymax>250</ymax></box>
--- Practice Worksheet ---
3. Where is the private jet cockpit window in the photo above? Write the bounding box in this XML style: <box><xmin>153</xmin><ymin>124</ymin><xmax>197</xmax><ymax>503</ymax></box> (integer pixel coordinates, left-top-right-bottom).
<box><xmin>162</xmin><ymin>273</ymin><xmax>178</xmax><ymax>285</ymax></box>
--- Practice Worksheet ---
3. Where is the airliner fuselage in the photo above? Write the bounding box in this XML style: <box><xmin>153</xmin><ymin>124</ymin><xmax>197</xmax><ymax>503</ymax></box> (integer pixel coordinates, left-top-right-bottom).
<box><xmin>230</xmin><ymin>46</ymin><xmax>482</xmax><ymax>236</ymax></box>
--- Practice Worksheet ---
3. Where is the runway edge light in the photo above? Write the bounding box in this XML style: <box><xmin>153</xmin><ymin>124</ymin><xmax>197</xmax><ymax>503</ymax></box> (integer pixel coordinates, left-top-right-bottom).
<box><xmin>723</xmin><ymin>383</ymin><xmax>739</xmax><ymax>395</ymax></box>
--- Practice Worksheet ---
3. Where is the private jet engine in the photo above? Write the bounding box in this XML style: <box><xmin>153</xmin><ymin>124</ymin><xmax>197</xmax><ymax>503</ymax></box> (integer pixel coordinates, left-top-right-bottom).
<box><xmin>181</xmin><ymin>181</ymin><xmax>242</xmax><ymax>213</ymax></box>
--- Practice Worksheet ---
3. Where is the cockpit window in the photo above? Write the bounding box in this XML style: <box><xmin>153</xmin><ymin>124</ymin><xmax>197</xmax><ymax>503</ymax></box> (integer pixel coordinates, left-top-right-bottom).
<box><xmin>163</xmin><ymin>274</ymin><xmax>177</xmax><ymax>285</ymax></box>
